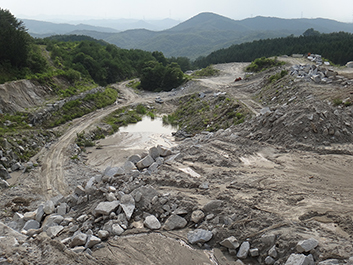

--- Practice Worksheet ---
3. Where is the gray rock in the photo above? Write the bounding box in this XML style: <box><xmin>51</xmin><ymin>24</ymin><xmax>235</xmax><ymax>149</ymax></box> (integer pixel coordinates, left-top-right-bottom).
<box><xmin>265</xmin><ymin>256</ymin><xmax>275</xmax><ymax>265</ymax></box>
<box><xmin>131</xmin><ymin>185</ymin><xmax>159</xmax><ymax>208</ymax></box>
<box><xmin>56</xmin><ymin>203</ymin><xmax>68</xmax><ymax>216</ymax></box>
<box><xmin>261</xmin><ymin>234</ymin><xmax>276</xmax><ymax>246</ymax></box>
<box><xmin>155</xmin><ymin>157</ymin><xmax>164</xmax><ymax>165</ymax></box>
<box><xmin>318</xmin><ymin>259</ymin><xmax>339</xmax><ymax>265</ymax></box>
<box><xmin>85</xmin><ymin>177</ymin><xmax>97</xmax><ymax>194</ymax></box>
<box><xmin>157</xmin><ymin>145</ymin><xmax>172</xmax><ymax>157</ymax></box>
<box><xmin>98</xmin><ymin>230</ymin><xmax>109</xmax><ymax>240</ymax></box>
<box><xmin>202</xmin><ymin>200</ymin><xmax>223</xmax><ymax>213</ymax></box>
<box><xmin>148</xmin><ymin>162</ymin><xmax>159</xmax><ymax>173</ymax></box>
<box><xmin>120</xmin><ymin>194</ymin><xmax>135</xmax><ymax>220</ymax></box>
<box><xmin>199</xmin><ymin>182</ymin><xmax>209</xmax><ymax>189</ymax></box>
<box><xmin>43</xmin><ymin>200</ymin><xmax>55</xmax><ymax>215</ymax></box>
<box><xmin>149</xmin><ymin>146</ymin><xmax>160</xmax><ymax>159</ymax></box>
<box><xmin>42</xmin><ymin>214</ymin><xmax>64</xmax><ymax>230</ymax></box>
<box><xmin>250</xmin><ymin>248</ymin><xmax>259</xmax><ymax>257</ymax></box>
<box><xmin>285</xmin><ymin>254</ymin><xmax>312</xmax><ymax>265</ymax></box>
<box><xmin>136</xmin><ymin>155</ymin><xmax>155</xmax><ymax>170</ymax></box>
<box><xmin>0</xmin><ymin>164</ymin><xmax>11</xmax><ymax>180</ymax></box>
<box><xmin>74</xmin><ymin>185</ymin><xmax>86</xmax><ymax>196</ymax></box>
<box><xmin>163</xmin><ymin>214</ymin><xmax>187</xmax><ymax>230</ymax></box>
<box><xmin>23</xmin><ymin>211</ymin><xmax>36</xmax><ymax>221</ymax></box>
<box><xmin>0</xmin><ymin>179</ymin><xmax>10</xmax><ymax>189</ymax></box>
<box><xmin>85</xmin><ymin>235</ymin><xmax>101</xmax><ymax>249</ymax></box>
<box><xmin>237</xmin><ymin>241</ymin><xmax>250</xmax><ymax>259</ymax></box>
<box><xmin>72</xmin><ymin>246</ymin><xmax>85</xmax><ymax>253</ymax></box>
<box><xmin>104</xmin><ymin>166</ymin><xmax>124</xmax><ymax>177</ymax></box>
<box><xmin>220</xmin><ymin>236</ymin><xmax>240</xmax><ymax>249</ymax></box>
<box><xmin>187</xmin><ymin>229</ymin><xmax>213</xmax><ymax>244</ymax></box>
<box><xmin>22</xmin><ymin>220</ymin><xmax>40</xmax><ymax>231</ymax></box>
<box><xmin>128</xmin><ymin>154</ymin><xmax>141</xmax><ymax>164</ymax></box>
<box><xmin>77</xmin><ymin>214</ymin><xmax>88</xmax><ymax>223</ymax></box>
<box><xmin>46</xmin><ymin>225</ymin><xmax>64</xmax><ymax>238</ymax></box>
<box><xmin>70</xmin><ymin>233</ymin><xmax>88</xmax><ymax>248</ymax></box>
<box><xmin>11</xmin><ymin>162</ymin><xmax>21</xmax><ymax>171</ymax></box>
<box><xmin>106</xmin><ymin>192</ymin><xmax>117</xmax><ymax>202</ymax></box>
<box><xmin>36</xmin><ymin>205</ymin><xmax>45</xmax><ymax>222</ymax></box>
<box><xmin>124</xmin><ymin>161</ymin><xmax>137</xmax><ymax>172</ymax></box>
<box><xmin>94</xmin><ymin>201</ymin><xmax>120</xmax><ymax>216</ymax></box>
<box><xmin>296</xmin><ymin>238</ymin><xmax>319</xmax><ymax>253</ymax></box>
<box><xmin>111</xmin><ymin>223</ymin><xmax>124</xmax><ymax>236</ymax></box>
<box><xmin>144</xmin><ymin>215</ymin><xmax>161</xmax><ymax>230</ymax></box>
<box><xmin>268</xmin><ymin>245</ymin><xmax>278</xmax><ymax>258</ymax></box>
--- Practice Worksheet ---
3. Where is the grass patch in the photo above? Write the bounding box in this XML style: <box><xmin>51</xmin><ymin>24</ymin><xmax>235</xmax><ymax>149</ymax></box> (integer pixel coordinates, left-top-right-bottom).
<box><xmin>246</xmin><ymin>57</ymin><xmax>285</xmax><ymax>73</ymax></box>
<box><xmin>192</xmin><ymin>65</ymin><xmax>220</xmax><ymax>77</ymax></box>
<box><xmin>269</xmin><ymin>70</ymin><xmax>288</xmax><ymax>83</ymax></box>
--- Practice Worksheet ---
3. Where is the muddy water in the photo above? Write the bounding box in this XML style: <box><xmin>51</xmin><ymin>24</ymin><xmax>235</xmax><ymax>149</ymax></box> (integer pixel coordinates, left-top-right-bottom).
<box><xmin>85</xmin><ymin>116</ymin><xmax>177</xmax><ymax>171</ymax></box>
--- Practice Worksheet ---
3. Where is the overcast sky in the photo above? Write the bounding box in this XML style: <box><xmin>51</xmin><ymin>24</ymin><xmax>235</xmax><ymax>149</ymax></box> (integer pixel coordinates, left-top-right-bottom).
<box><xmin>1</xmin><ymin>0</ymin><xmax>353</xmax><ymax>22</ymax></box>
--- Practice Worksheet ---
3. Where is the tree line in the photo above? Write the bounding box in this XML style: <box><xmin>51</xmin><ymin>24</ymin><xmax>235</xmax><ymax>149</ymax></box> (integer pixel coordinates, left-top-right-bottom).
<box><xmin>194</xmin><ymin>30</ymin><xmax>353</xmax><ymax>68</ymax></box>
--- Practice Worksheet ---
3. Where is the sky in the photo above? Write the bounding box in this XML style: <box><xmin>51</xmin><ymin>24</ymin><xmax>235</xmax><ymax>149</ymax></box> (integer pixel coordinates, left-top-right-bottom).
<box><xmin>1</xmin><ymin>0</ymin><xmax>353</xmax><ymax>23</ymax></box>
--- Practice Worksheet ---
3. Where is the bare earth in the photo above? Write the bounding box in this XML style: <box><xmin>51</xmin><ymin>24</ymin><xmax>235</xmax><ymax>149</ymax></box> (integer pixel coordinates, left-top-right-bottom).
<box><xmin>1</xmin><ymin>58</ymin><xmax>353</xmax><ymax>264</ymax></box>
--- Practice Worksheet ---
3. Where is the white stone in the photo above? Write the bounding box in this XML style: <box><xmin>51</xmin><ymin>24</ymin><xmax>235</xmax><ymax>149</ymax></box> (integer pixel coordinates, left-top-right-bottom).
<box><xmin>237</xmin><ymin>241</ymin><xmax>250</xmax><ymax>259</ymax></box>
<box><xmin>187</xmin><ymin>229</ymin><xmax>213</xmax><ymax>244</ymax></box>
<box><xmin>70</xmin><ymin>233</ymin><xmax>87</xmax><ymax>248</ymax></box>
<box><xmin>136</xmin><ymin>155</ymin><xmax>154</xmax><ymax>170</ymax></box>
<box><xmin>98</xmin><ymin>230</ymin><xmax>109</xmax><ymax>240</ymax></box>
<box><xmin>296</xmin><ymin>238</ymin><xmax>319</xmax><ymax>253</ymax></box>
<box><xmin>285</xmin><ymin>254</ymin><xmax>312</xmax><ymax>265</ymax></box>
<box><xmin>149</xmin><ymin>146</ymin><xmax>160</xmax><ymax>159</ymax></box>
<box><xmin>157</xmin><ymin>145</ymin><xmax>172</xmax><ymax>157</ymax></box>
<box><xmin>43</xmin><ymin>200</ymin><xmax>55</xmax><ymax>215</ymax></box>
<box><xmin>144</xmin><ymin>215</ymin><xmax>161</xmax><ymax>230</ymax></box>
<box><xmin>94</xmin><ymin>201</ymin><xmax>120</xmax><ymax>216</ymax></box>
<box><xmin>120</xmin><ymin>194</ymin><xmax>135</xmax><ymax>220</ymax></box>
<box><xmin>46</xmin><ymin>225</ymin><xmax>64</xmax><ymax>238</ymax></box>
<box><xmin>220</xmin><ymin>236</ymin><xmax>240</xmax><ymax>249</ymax></box>
<box><xmin>85</xmin><ymin>235</ymin><xmax>101</xmax><ymax>249</ymax></box>
<box><xmin>111</xmin><ymin>223</ymin><xmax>124</xmax><ymax>236</ymax></box>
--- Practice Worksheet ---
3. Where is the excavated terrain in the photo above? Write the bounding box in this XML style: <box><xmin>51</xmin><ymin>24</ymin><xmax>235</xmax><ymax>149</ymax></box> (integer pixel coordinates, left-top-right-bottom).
<box><xmin>1</xmin><ymin>57</ymin><xmax>353</xmax><ymax>264</ymax></box>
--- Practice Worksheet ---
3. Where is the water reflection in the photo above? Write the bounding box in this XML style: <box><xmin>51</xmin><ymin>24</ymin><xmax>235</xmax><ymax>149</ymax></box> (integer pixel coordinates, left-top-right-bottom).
<box><xmin>119</xmin><ymin>116</ymin><xmax>177</xmax><ymax>134</ymax></box>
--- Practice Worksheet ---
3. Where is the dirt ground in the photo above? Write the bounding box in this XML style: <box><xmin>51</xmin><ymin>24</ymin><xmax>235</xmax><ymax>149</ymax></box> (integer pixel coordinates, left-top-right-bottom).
<box><xmin>1</xmin><ymin>58</ymin><xmax>353</xmax><ymax>264</ymax></box>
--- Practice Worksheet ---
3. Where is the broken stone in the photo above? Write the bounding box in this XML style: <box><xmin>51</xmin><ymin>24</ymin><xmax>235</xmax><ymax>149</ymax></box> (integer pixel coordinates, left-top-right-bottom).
<box><xmin>157</xmin><ymin>145</ymin><xmax>172</xmax><ymax>157</ymax></box>
<box><xmin>97</xmin><ymin>230</ymin><xmax>109</xmax><ymax>240</ymax></box>
<box><xmin>285</xmin><ymin>254</ymin><xmax>312</xmax><ymax>265</ymax></box>
<box><xmin>85</xmin><ymin>235</ymin><xmax>101</xmax><ymax>249</ymax></box>
<box><xmin>23</xmin><ymin>211</ymin><xmax>37</xmax><ymax>221</ymax></box>
<box><xmin>268</xmin><ymin>245</ymin><xmax>278</xmax><ymax>258</ymax></box>
<box><xmin>43</xmin><ymin>200</ymin><xmax>55</xmax><ymax>215</ymax></box>
<box><xmin>187</xmin><ymin>229</ymin><xmax>213</xmax><ymax>244</ymax></box>
<box><xmin>250</xmin><ymin>248</ymin><xmax>259</xmax><ymax>257</ymax></box>
<box><xmin>74</xmin><ymin>185</ymin><xmax>86</xmax><ymax>196</ymax></box>
<box><xmin>155</xmin><ymin>157</ymin><xmax>164</xmax><ymax>165</ymax></box>
<box><xmin>70</xmin><ymin>233</ymin><xmax>88</xmax><ymax>248</ymax></box>
<box><xmin>148</xmin><ymin>162</ymin><xmax>159</xmax><ymax>173</ymax></box>
<box><xmin>124</xmin><ymin>161</ymin><xmax>137</xmax><ymax>172</ymax></box>
<box><xmin>0</xmin><ymin>164</ymin><xmax>11</xmax><ymax>180</ymax></box>
<box><xmin>203</xmin><ymin>200</ymin><xmax>223</xmax><ymax>213</ymax></box>
<box><xmin>163</xmin><ymin>214</ymin><xmax>187</xmax><ymax>230</ymax></box>
<box><xmin>72</xmin><ymin>246</ymin><xmax>85</xmax><ymax>253</ymax></box>
<box><xmin>46</xmin><ymin>225</ymin><xmax>64</xmax><ymax>238</ymax></box>
<box><xmin>237</xmin><ymin>241</ymin><xmax>250</xmax><ymax>259</ymax></box>
<box><xmin>220</xmin><ymin>236</ymin><xmax>240</xmax><ymax>249</ymax></box>
<box><xmin>296</xmin><ymin>238</ymin><xmax>319</xmax><ymax>253</ymax></box>
<box><xmin>22</xmin><ymin>220</ymin><xmax>40</xmax><ymax>231</ymax></box>
<box><xmin>144</xmin><ymin>215</ymin><xmax>161</xmax><ymax>230</ymax></box>
<box><xmin>120</xmin><ymin>194</ymin><xmax>135</xmax><ymax>220</ymax></box>
<box><xmin>94</xmin><ymin>201</ymin><xmax>120</xmax><ymax>216</ymax></box>
<box><xmin>111</xmin><ymin>223</ymin><xmax>124</xmax><ymax>236</ymax></box>
<box><xmin>128</xmin><ymin>154</ymin><xmax>141</xmax><ymax>164</ymax></box>
<box><xmin>265</xmin><ymin>256</ymin><xmax>275</xmax><ymax>265</ymax></box>
<box><xmin>149</xmin><ymin>146</ymin><xmax>160</xmax><ymax>159</ymax></box>
<box><xmin>56</xmin><ymin>203</ymin><xmax>68</xmax><ymax>216</ymax></box>
<box><xmin>77</xmin><ymin>214</ymin><xmax>88</xmax><ymax>223</ymax></box>
<box><xmin>106</xmin><ymin>192</ymin><xmax>117</xmax><ymax>202</ymax></box>
<box><xmin>318</xmin><ymin>259</ymin><xmax>340</xmax><ymax>265</ymax></box>
<box><xmin>136</xmin><ymin>155</ymin><xmax>155</xmax><ymax>170</ymax></box>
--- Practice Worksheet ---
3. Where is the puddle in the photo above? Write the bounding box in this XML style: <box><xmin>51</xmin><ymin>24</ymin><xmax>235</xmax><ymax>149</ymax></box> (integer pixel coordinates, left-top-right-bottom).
<box><xmin>85</xmin><ymin>116</ymin><xmax>178</xmax><ymax>171</ymax></box>
<box><xmin>119</xmin><ymin>116</ymin><xmax>177</xmax><ymax>134</ymax></box>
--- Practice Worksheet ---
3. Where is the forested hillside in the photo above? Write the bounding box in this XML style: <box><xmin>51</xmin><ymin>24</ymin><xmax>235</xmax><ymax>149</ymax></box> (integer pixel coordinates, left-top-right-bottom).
<box><xmin>194</xmin><ymin>30</ymin><xmax>353</xmax><ymax>68</ymax></box>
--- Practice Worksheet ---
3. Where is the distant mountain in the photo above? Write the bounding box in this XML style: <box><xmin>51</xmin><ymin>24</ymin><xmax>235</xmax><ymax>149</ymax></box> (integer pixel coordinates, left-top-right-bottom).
<box><xmin>23</xmin><ymin>13</ymin><xmax>353</xmax><ymax>59</ymax></box>
<box><xmin>22</xmin><ymin>19</ymin><xmax>119</xmax><ymax>38</ymax></box>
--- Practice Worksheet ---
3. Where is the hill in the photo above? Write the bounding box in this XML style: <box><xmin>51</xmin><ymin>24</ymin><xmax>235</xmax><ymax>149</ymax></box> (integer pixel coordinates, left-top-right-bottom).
<box><xmin>23</xmin><ymin>13</ymin><xmax>353</xmax><ymax>59</ymax></box>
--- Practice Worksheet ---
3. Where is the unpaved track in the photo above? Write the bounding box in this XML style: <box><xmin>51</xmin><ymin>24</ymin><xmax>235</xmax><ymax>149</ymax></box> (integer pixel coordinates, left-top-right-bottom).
<box><xmin>35</xmin><ymin>83</ymin><xmax>147</xmax><ymax>198</ymax></box>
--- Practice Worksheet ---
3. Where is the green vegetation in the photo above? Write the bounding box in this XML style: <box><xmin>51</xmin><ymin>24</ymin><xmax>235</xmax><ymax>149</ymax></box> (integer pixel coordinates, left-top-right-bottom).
<box><xmin>0</xmin><ymin>112</ymin><xmax>31</xmax><ymax>135</ymax></box>
<box><xmin>194</xmin><ymin>31</ymin><xmax>353</xmax><ymax>68</ymax></box>
<box><xmin>192</xmin><ymin>65</ymin><xmax>220</xmax><ymax>77</ymax></box>
<box><xmin>47</xmin><ymin>87</ymin><xmax>118</xmax><ymax>127</ymax></box>
<box><xmin>246</xmin><ymin>57</ymin><xmax>285</xmax><ymax>73</ymax></box>
<box><xmin>269</xmin><ymin>70</ymin><xmax>288</xmax><ymax>83</ymax></box>
<box><xmin>163</xmin><ymin>94</ymin><xmax>248</xmax><ymax>133</ymax></box>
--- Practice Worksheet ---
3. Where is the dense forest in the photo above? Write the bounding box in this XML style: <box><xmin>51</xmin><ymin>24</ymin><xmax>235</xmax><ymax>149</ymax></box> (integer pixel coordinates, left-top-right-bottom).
<box><xmin>0</xmin><ymin>9</ymin><xmax>190</xmax><ymax>91</ymax></box>
<box><xmin>194</xmin><ymin>30</ymin><xmax>353</xmax><ymax>68</ymax></box>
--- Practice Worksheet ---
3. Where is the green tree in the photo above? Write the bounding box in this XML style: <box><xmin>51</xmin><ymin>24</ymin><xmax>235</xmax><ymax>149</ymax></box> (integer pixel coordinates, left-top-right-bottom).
<box><xmin>0</xmin><ymin>9</ymin><xmax>29</xmax><ymax>68</ymax></box>
<box><xmin>163</xmin><ymin>63</ymin><xmax>184</xmax><ymax>90</ymax></box>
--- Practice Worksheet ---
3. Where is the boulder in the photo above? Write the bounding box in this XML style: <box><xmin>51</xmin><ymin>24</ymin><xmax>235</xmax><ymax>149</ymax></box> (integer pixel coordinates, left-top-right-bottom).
<box><xmin>46</xmin><ymin>225</ymin><xmax>64</xmax><ymax>238</ymax></box>
<box><xmin>157</xmin><ymin>145</ymin><xmax>172</xmax><ymax>157</ymax></box>
<box><xmin>163</xmin><ymin>214</ymin><xmax>187</xmax><ymax>230</ymax></box>
<box><xmin>149</xmin><ymin>147</ymin><xmax>160</xmax><ymax>159</ymax></box>
<box><xmin>70</xmin><ymin>233</ymin><xmax>88</xmax><ymax>248</ymax></box>
<box><xmin>74</xmin><ymin>185</ymin><xmax>86</xmax><ymax>196</ymax></box>
<box><xmin>128</xmin><ymin>154</ymin><xmax>141</xmax><ymax>164</ymax></box>
<box><xmin>144</xmin><ymin>215</ymin><xmax>161</xmax><ymax>230</ymax></box>
<box><xmin>56</xmin><ymin>203</ymin><xmax>68</xmax><ymax>216</ymax></box>
<box><xmin>97</xmin><ymin>230</ymin><xmax>109</xmax><ymax>240</ymax></box>
<box><xmin>85</xmin><ymin>235</ymin><xmax>101</xmax><ymax>249</ymax></box>
<box><xmin>136</xmin><ymin>155</ymin><xmax>154</xmax><ymax>170</ymax></box>
<box><xmin>220</xmin><ymin>236</ymin><xmax>240</xmax><ymax>249</ymax></box>
<box><xmin>120</xmin><ymin>194</ymin><xmax>135</xmax><ymax>220</ymax></box>
<box><xmin>0</xmin><ymin>164</ymin><xmax>11</xmax><ymax>180</ymax></box>
<box><xmin>296</xmin><ymin>238</ymin><xmax>319</xmax><ymax>253</ymax></box>
<box><xmin>35</xmin><ymin>205</ymin><xmax>45</xmax><ymax>222</ymax></box>
<box><xmin>187</xmin><ymin>229</ymin><xmax>213</xmax><ymax>244</ymax></box>
<box><xmin>148</xmin><ymin>162</ymin><xmax>159</xmax><ymax>173</ymax></box>
<box><xmin>94</xmin><ymin>201</ymin><xmax>120</xmax><ymax>216</ymax></box>
<box><xmin>237</xmin><ymin>241</ymin><xmax>250</xmax><ymax>259</ymax></box>
<box><xmin>124</xmin><ymin>161</ymin><xmax>137</xmax><ymax>172</ymax></box>
<box><xmin>111</xmin><ymin>223</ymin><xmax>124</xmax><ymax>236</ymax></box>
<box><xmin>22</xmin><ymin>220</ymin><xmax>40</xmax><ymax>231</ymax></box>
<box><xmin>202</xmin><ymin>200</ymin><xmax>223</xmax><ymax>213</ymax></box>
<box><xmin>41</xmin><ymin>214</ymin><xmax>64</xmax><ymax>230</ymax></box>
<box><xmin>43</xmin><ymin>200</ymin><xmax>55</xmax><ymax>215</ymax></box>
<box><xmin>0</xmin><ymin>179</ymin><xmax>10</xmax><ymax>189</ymax></box>
<box><xmin>285</xmin><ymin>254</ymin><xmax>313</xmax><ymax>265</ymax></box>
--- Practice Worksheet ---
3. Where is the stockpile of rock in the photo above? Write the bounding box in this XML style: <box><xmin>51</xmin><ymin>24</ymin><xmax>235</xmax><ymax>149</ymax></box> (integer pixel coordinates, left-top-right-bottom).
<box><xmin>1</xmin><ymin>141</ymin><xmax>352</xmax><ymax>264</ymax></box>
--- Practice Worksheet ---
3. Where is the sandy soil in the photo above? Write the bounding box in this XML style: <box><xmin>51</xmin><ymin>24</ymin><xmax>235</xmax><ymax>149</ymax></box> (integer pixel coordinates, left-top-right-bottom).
<box><xmin>2</xmin><ymin>58</ymin><xmax>353</xmax><ymax>264</ymax></box>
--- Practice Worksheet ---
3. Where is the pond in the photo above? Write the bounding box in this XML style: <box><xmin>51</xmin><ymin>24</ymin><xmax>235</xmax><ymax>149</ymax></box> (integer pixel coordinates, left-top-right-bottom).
<box><xmin>85</xmin><ymin>116</ymin><xmax>178</xmax><ymax>171</ymax></box>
